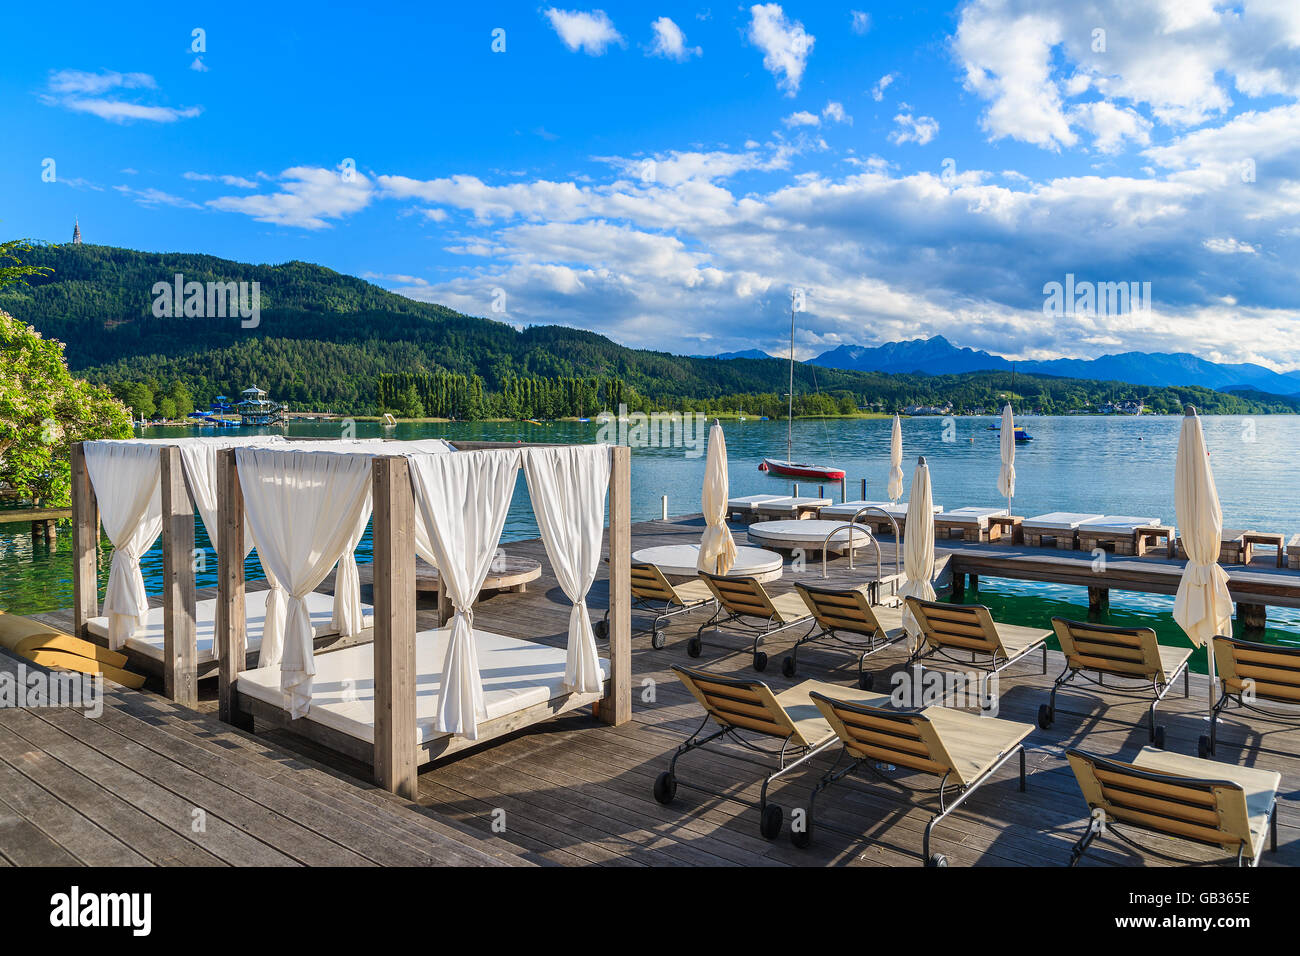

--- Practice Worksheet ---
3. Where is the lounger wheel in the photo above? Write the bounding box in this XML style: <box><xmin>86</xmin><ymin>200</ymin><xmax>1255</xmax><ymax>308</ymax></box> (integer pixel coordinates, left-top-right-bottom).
<box><xmin>651</xmin><ymin>626</ymin><xmax>667</xmax><ymax>650</ymax></box>
<box><xmin>781</xmin><ymin>655</ymin><xmax>796</xmax><ymax>678</ymax></box>
<box><xmin>1152</xmin><ymin>724</ymin><xmax>1166</xmax><ymax>749</ymax></box>
<box><xmin>594</xmin><ymin>619</ymin><xmax>609</xmax><ymax>640</ymax></box>
<box><xmin>687</xmin><ymin>636</ymin><xmax>702</xmax><ymax>658</ymax></box>
<box><xmin>759</xmin><ymin>802</ymin><xmax>783</xmax><ymax>840</ymax></box>
<box><xmin>857</xmin><ymin>671</ymin><xmax>874</xmax><ymax>691</ymax></box>
<box><xmin>753</xmin><ymin>650</ymin><xmax>768</xmax><ymax>672</ymax></box>
<box><xmin>653</xmin><ymin>771</ymin><xmax>677</xmax><ymax>805</ymax></box>
<box><xmin>1037</xmin><ymin>703</ymin><xmax>1054</xmax><ymax>730</ymax></box>
<box><xmin>926</xmin><ymin>853</ymin><xmax>948</xmax><ymax>868</ymax></box>
<box><xmin>1198</xmin><ymin>734</ymin><xmax>1212</xmax><ymax>759</ymax></box>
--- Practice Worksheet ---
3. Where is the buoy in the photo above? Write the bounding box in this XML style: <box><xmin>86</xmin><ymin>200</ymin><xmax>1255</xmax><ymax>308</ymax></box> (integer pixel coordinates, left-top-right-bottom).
<box><xmin>758</xmin><ymin>461</ymin><xmax>769</xmax><ymax>472</ymax></box>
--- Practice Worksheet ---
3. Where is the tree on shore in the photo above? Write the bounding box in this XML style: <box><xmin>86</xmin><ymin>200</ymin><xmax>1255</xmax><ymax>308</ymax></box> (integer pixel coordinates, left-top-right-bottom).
<box><xmin>1</xmin><ymin>241</ymin><xmax>131</xmax><ymax>504</ymax></box>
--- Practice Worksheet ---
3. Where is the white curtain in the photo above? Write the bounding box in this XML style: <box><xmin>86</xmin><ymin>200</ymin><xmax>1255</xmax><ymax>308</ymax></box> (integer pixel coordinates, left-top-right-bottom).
<box><xmin>83</xmin><ymin>442</ymin><xmax>163</xmax><ymax>649</ymax></box>
<box><xmin>697</xmin><ymin>422</ymin><xmax>736</xmax><ymax>575</ymax></box>
<box><xmin>899</xmin><ymin>457</ymin><xmax>937</xmax><ymax>651</ymax></box>
<box><xmin>176</xmin><ymin>436</ymin><xmax>285</xmax><ymax>558</ymax></box>
<box><xmin>524</xmin><ymin>445</ymin><xmax>610</xmax><ymax>693</ymax></box>
<box><xmin>330</xmin><ymin>490</ymin><xmax>372</xmax><ymax>637</ymax></box>
<box><xmin>235</xmin><ymin>447</ymin><xmax>373</xmax><ymax>717</ymax></box>
<box><xmin>409</xmin><ymin>448</ymin><xmax>520</xmax><ymax>739</ymax></box>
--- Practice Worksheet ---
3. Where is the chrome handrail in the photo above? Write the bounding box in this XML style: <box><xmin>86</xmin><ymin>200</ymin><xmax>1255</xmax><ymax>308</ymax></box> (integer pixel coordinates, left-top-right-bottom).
<box><xmin>820</xmin><ymin>521</ymin><xmax>879</xmax><ymax>579</ymax></box>
<box><xmin>851</xmin><ymin>506</ymin><xmax>903</xmax><ymax>582</ymax></box>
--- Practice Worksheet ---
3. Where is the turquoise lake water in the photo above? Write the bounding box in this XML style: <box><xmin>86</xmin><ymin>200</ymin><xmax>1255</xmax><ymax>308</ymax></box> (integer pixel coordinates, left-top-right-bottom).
<box><xmin>3</xmin><ymin>414</ymin><xmax>1298</xmax><ymax>672</ymax></box>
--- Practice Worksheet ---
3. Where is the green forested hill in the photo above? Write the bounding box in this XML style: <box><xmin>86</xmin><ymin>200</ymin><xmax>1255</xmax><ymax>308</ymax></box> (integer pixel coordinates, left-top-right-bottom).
<box><xmin>4</xmin><ymin>241</ymin><xmax>1295</xmax><ymax>418</ymax></box>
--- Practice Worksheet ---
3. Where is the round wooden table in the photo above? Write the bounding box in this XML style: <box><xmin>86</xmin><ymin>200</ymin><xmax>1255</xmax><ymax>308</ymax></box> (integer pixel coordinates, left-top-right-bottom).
<box><xmin>413</xmin><ymin>555</ymin><xmax>542</xmax><ymax>594</ymax></box>
<box><xmin>631</xmin><ymin>544</ymin><xmax>784</xmax><ymax>583</ymax></box>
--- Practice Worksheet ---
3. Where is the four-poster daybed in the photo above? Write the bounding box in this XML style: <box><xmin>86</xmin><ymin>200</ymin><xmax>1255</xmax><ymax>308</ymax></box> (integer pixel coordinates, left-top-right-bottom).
<box><xmin>214</xmin><ymin>440</ymin><xmax>631</xmax><ymax>797</ymax></box>
<box><xmin>68</xmin><ymin>436</ymin><xmax>453</xmax><ymax>703</ymax></box>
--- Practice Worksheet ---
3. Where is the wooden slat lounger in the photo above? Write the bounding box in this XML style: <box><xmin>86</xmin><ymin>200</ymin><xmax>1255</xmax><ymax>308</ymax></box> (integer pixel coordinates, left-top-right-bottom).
<box><xmin>654</xmin><ymin>665</ymin><xmax>889</xmax><ymax>839</ymax></box>
<box><xmin>726</xmin><ymin>494</ymin><xmax>785</xmax><ymax>522</ymax></box>
<box><xmin>786</xmin><ymin>582</ymin><xmax>908</xmax><ymax>689</ymax></box>
<box><xmin>1040</xmin><ymin>618</ymin><xmax>1191</xmax><ymax>748</ymax></box>
<box><xmin>1200</xmin><ymin>635</ymin><xmax>1300</xmax><ymax>758</ymax></box>
<box><xmin>905</xmin><ymin>597</ymin><xmax>1050</xmax><ymax>705</ymax></box>
<box><xmin>1066</xmin><ymin>747</ymin><xmax>1280</xmax><ymax>867</ymax></box>
<box><xmin>1021</xmin><ymin>513</ymin><xmax>1103</xmax><ymax>550</ymax></box>
<box><xmin>693</xmin><ymin>571</ymin><xmax>816</xmax><ymax>671</ymax></box>
<box><xmin>798</xmin><ymin>693</ymin><xmax>1032</xmax><ymax>866</ymax></box>
<box><xmin>597</xmin><ymin>562</ymin><xmax>716</xmax><ymax>649</ymax></box>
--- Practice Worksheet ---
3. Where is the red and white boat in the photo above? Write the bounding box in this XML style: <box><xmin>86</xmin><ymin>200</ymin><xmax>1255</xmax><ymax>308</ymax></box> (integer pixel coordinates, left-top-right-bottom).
<box><xmin>759</xmin><ymin>458</ymin><xmax>846</xmax><ymax>481</ymax></box>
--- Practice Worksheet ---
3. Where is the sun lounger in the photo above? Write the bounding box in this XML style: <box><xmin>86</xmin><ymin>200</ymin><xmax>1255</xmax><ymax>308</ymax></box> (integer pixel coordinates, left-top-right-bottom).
<box><xmin>752</xmin><ymin>496</ymin><xmax>832</xmax><ymax>520</ymax></box>
<box><xmin>600</xmin><ymin>561</ymin><xmax>716</xmax><ymax>649</ymax></box>
<box><xmin>1040</xmin><ymin>618</ymin><xmax>1191</xmax><ymax>747</ymax></box>
<box><xmin>1175</xmin><ymin>527</ymin><xmax>1252</xmax><ymax>565</ymax></box>
<box><xmin>1066</xmin><ymin>747</ymin><xmax>1280</xmax><ymax>867</ymax></box>
<box><xmin>1021</xmin><ymin>513</ymin><xmax>1103</xmax><ymax>549</ymax></box>
<box><xmin>905</xmin><ymin>597</ymin><xmax>1049</xmax><ymax>704</ymax></box>
<box><xmin>654</xmin><ymin>665</ymin><xmax>889</xmax><ymax>839</ymax></box>
<box><xmin>726</xmin><ymin>494</ymin><xmax>786</xmax><ymax>522</ymax></box>
<box><xmin>785</xmin><ymin>582</ymin><xmax>908</xmax><ymax>688</ymax></box>
<box><xmin>817</xmin><ymin>500</ymin><xmax>939</xmax><ymax>538</ymax></box>
<box><xmin>934</xmin><ymin>506</ymin><xmax>1017</xmax><ymax>543</ymax></box>
<box><xmin>1075</xmin><ymin>516</ymin><xmax>1165</xmax><ymax>556</ymax></box>
<box><xmin>693</xmin><ymin>572</ymin><xmax>815</xmax><ymax>671</ymax></box>
<box><xmin>798</xmin><ymin>693</ymin><xmax>1031</xmax><ymax>865</ymax></box>
<box><xmin>1200</xmin><ymin>635</ymin><xmax>1300</xmax><ymax>757</ymax></box>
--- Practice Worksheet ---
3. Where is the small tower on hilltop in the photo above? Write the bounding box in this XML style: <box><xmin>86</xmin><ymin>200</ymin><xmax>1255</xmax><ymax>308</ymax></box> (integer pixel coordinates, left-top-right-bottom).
<box><xmin>72</xmin><ymin>218</ymin><xmax>82</xmax><ymax>244</ymax></box>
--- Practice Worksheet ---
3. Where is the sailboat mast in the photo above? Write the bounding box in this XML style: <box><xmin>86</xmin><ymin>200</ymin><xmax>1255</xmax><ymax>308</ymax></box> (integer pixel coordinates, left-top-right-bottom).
<box><xmin>787</xmin><ymin>297</ymin><xmax>795</xmax><ymax>461</ymax></box>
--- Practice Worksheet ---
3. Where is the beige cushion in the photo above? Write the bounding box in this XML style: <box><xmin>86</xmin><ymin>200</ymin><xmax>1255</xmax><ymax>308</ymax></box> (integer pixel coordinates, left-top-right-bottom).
<box><xmin>921</xmin><ymin>706</ymin><xmax>1032</xmax><ymax>786</ymax></box>
<box><xmin>672</xmin><ymin>578</ymin><xmax>715</xmax><ymax>605</ymax></box>
<box><xmin>775</xmin><ymin>680</ymin><xmax>893</xmax><ymax>748</ymax></box>
<box><xmin>993</xmin><ymin>622</ymin><xmax>1051</xmax><ymax>658</ymax></box>
<box><xmin>769</xmin><ymin>591</ymin><xmax>813</xmax><ymax>624</ymax></box>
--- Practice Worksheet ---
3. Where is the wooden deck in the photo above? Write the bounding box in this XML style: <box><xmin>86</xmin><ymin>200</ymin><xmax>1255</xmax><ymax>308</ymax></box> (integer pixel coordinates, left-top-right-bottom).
<box><xmin>20</xmin><ymin>514</ymin><xmax>1300</xmax><ymax>867</ymax></box>
<box><xmin>0</xmin><ymin>648</ymin><xmax>532</xmax><ymax>866</ymax></box>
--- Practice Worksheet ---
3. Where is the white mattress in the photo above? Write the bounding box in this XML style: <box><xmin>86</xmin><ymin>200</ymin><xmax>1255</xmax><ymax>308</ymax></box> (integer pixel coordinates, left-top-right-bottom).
<box><xmin>727</xmin><ymin>494</ymin><xmax>786</xmax><ymax>510</ymax></box>
<box><xmin>938</xmin><ymin>506</ymin><xmax>1006</xmax><ymax>523</ymax></box>
<box><xmin>754</xmin><ymin>496</ymin><xmax>832</xmax><ymax>510</ymax></box>
<box><xmin>1024</xmin><ymin>512</ymin><xmax>1104</xmax><ymax>530</ymax></box>
<box><xmin>1078</xmin><ymin>516</ymin><xmax>1159</xmax><ymax>533</ymax></box>
<box><xmin>237</xmin><ymin>628</ymin><xmax>608</xmax><ymax>745</ymax></box>
<box><xmin>87</xmin><ymin>589</ymin><xmax>372</xmax><ymax>664</ymax></box>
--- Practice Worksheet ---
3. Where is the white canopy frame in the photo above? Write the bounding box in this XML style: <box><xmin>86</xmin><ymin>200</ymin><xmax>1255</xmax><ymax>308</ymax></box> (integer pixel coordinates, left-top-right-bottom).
<box><xmin>214</xmin><ymin>439</ymin><xmax>632</xmax><ymax>798</ymax></box>
<box><xmin>69</xmin><ymin>436</ymin><xmax>452</xmax><ymax>704</ymax></box>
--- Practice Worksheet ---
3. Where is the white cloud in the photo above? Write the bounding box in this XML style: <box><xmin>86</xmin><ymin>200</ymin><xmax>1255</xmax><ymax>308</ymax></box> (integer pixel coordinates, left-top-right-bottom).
<box><xmin>113</xmin><ymin>185</ymin><xmax>201</xmax><ymax>209</ymax></box>
<box><xmin>1069</xmin><ymin>101</ymin><xmax>1152</xmax><ymax>154</ymax></box>
<box><xmin>207</xmin><ymin>165</ymin><xmax>374</xmax><ymax>229</ymax></box>
<box><xmin>889</xmin><ymin>112</ymin><xmax>939</xmax><ymax>145</ymax></box>
<box><xmin>822</xmin><ymin>101</ymin><xmax>851</xmax><ymax>124</ymax></box>
<box><xmin>42</xmin><ymin>69</ymin><xmax>200</xmax><ymax>123</ymax></box>
<box><xmin>850</xmin><ymin>11</ymin><xmax>871</xmax><ymax>35</ymax></box>
<box><xmin>544</xmin><ymin>8</ymin><xmax>623</xmax><ymax>55</ymax></box>
<box><xmin>184</xmin><ymin>171</ymin><xmax>259</xmax><ymax>189</ymax></box>
<box><xmin>782</xmin><ymin>110</ymin><xmax>820</xmax><ymax>127</ymax></box>
<box><xmin>747</xmin><ymin>3</ymin><xmax>815</xmax><ymax>96</ymax></box>
<box><xmin>1203</xmin><ymin>237</ymin><xmax>1257</xmax><ymax>255</ymax></box>
<box><xmin>871</xmin><ymin>73</ymin><xmax>895</xmax><ymax>101</ymax></box>
<box><xmin>647</xmin><ymin>16</ymin><xmax>700</xmax><ymax>60</ymax></box>
<box><xmin>189</xmin><ymin>57</ymin><xmax>209</xmax><ymax>73</ymax></box>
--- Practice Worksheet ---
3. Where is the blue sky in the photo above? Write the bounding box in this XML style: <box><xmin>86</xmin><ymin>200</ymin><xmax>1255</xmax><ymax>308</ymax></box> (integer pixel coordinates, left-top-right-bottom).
<box><xmin>4</xmin><ymin>1</ymin><xmax>1299</xmax><ymax>367</ymax></box>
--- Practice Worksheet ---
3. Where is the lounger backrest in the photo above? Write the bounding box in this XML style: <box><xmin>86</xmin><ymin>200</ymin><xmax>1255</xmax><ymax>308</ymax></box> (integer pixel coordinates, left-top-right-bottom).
<box><xmin>794</xmin><ymin>582</ymin><xmax>880</xmax><ymax>637</ymax></box>
<box><xmin>1066</xmin><ymin>749</ymin><xmax>1254</xmax><ymax>857</ymax></box>
<box><xmin>1053</xmin><ymin>618</ymin><xmax>1165</xmax><ymax>681</ymax></box>
<box><xmin>905</xmin><ymin>597</ymin><xmax>1000</xmax><ymax>656</ymax></box>
<box><xmin>629</xmin><ymin>562</ymin><xmax>681</xmax><ymax>605</ymax></box>
<box><xmin>700</xmin><ymin>571</ymin><xmax>777</xmax><ymax>620</ymax></box>
<box><xmin>673</xmin><ymin>665</ymin><xmax>797</xmax><ymax>740</ymax></box>
<box><xmin>810</xmin><ymin>692</ymin><xmax>954</xmax><ymax>778</ymax></box>
<box><xmin>1214</xmin><ymin>635</ymin><xmax>1300</xmax><ymax>704</ymax></box>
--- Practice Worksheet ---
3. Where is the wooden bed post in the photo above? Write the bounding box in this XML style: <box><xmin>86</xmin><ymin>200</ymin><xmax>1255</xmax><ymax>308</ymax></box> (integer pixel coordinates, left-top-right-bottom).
<box><xmin>216</xmin><ymin>448</ymin><xmax>248</xmax><ymax>728</ymax></box>
<box><xmin>601</xmin><ymin>444</ymin><xmax>632</xmax><ymax>725</ymax></box>
<box><xmin>70</xmin><ymin>442</ymin><xmax>99</xmax><ymax>637</ymax></box>
<box><xmin>160</xmin><ymin>446</ymin><xmax>198</xmax><ymax>707</ymax></box>
<box><xmin>372</xmin><ymin>455</ymin><xmax>418</xmax><ymax>798</ymax></box>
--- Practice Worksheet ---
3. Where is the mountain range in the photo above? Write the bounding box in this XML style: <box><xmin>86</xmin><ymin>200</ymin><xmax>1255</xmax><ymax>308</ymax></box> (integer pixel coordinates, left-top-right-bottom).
<box><xmin>809</xmin><ymin>336</ymin><xmax>1300</xmax><ymax>397</ymax></box>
